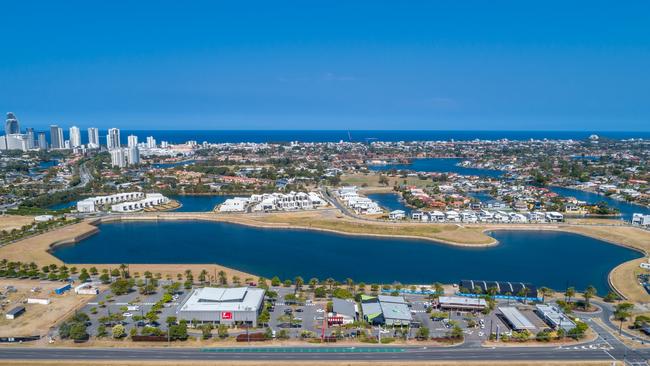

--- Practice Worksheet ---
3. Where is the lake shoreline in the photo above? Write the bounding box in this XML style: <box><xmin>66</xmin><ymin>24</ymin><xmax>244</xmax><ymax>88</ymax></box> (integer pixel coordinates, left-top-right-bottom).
<box><xmin>1</xmin><ymin>211</ymin><xmax>648</xmax><ymax>300</ymax></box>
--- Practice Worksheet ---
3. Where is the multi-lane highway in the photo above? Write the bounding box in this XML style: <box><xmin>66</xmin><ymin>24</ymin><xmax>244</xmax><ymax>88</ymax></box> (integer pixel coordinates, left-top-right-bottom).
<box><xmin>0</xmin><ymin>345</ymin><xmax>627</xmax><ymax>362</ymax></box>
<box><xmin>1</xmin><ymin>306</ymin><xmax>648</xmax><ymax>364</ymax></box>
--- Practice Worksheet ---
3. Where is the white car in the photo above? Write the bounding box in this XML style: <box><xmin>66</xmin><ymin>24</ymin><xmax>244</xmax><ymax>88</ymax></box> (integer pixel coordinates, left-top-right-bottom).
<box><xmin>123</xmin><ymin>312</ymin><xmax>133</xmax><ymax>317</ymax></box>
<box><xmin>316</xmin><ymin>309</ymin><xmax>325</xmax><ymax>313</ymax></box>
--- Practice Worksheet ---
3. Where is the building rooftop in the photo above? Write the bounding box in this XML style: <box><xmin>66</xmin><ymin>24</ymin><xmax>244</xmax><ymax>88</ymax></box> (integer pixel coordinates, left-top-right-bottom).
<box><xmin>380</xmin><ymin>301</ymin><xmax>412</xmax><ymax>321</ymax></box>
<box><xmin>439</xmin><ymin>296</ymin><xmax>487</xmax><ymax>307</ymax></box>
<box><xmin>6</xmin><ymin>306</ymin><xmax>25</xmax><ymax>316</ymax></box>
<box><xmin>332</xmin><ymin>298</ymin><xmax>356</xmax><ymax>318</ymax></box>
<box><xmin>498</xmin><ymin>306</ymin><xmax>536</xmax><ymax>330</ymax></box>
<box><xmin>535</xmin><ymin>304</ymin><xmax>575</xmax><ymax>330</ymax></box>
<box><xmin>377</xmin><ymin>295</ymin><xmax>407</xmax><ymax>304</ymax></box>
<box><xmin>179</xmin><ymin>287</ymin><xmax>264</xmax><ymax>312</ymax></box>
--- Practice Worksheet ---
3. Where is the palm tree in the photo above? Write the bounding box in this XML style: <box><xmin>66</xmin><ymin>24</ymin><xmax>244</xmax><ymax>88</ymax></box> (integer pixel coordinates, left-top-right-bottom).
<box><xmin>294</xmin><ymin>276</ymin><xmax>304</xmax><ymax>294</ymax></box>
<box><xmin>357</xmin><ymin>282</ymin><xmax>366</xmax><ymax>293</ymax></box>
<box><xmin>346</xmin><ymin>278</ymin><xmax>354</xmax><ymax>293</ymax></box>
<box><xmin>433</xmin><ymin>282</ymin><xmax>444</xmax><ymax>298</ymax></box>
<box><xmin>308</xmin><ymin>278</ymin><xmax>318</xmax><ymax>290</ymax></box>
<box><xmin>119</xmin><ymin>264</ymin><xmax>128</xmax><ymax>278</ymax></box>
<box><xmin>198</xmin><ymin>269</ymin><xmax>208</xmax><ymax>284</ymax></box>
<box><xmin>614</xmin><ymin>303</ymin><xmax>634</xmax><ymax>335</ymax></box>
<box><xmin>218</xmin><ymin>270</ymin><xmax>227</xmax><ymax>285</ymax></box>
<box><xmin>583</xmin><ymin>285</ymin><xmax>597</xmax><ymax>310</ymax></box>
<box><xmin>325</xmin><ymin>278</ymin><xmax>335</xmax><ymax>292</ymax></box>
<box><xmin>487</xmin><ymin>286</ymin><xmax>498</xmax><ymax>297</ymax></box>
<box><xmin>538</xmin><ymin>287</ymin><xmax>552</xmax><ymax>303</ymax></box>
<box><xmin>518</xmin><ymin>288</ymin><xmax>530</xmax><ymax>305</ymax></box>
<box><xmin>565</xmin><ymin>287</ymin><xmax>576</xmax><ymax>303</ymax></box>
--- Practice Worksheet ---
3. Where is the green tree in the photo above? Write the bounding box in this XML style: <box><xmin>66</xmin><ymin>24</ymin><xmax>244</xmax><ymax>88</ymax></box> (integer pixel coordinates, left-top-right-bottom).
<box><xmin>110</xmin><ymin>278</ymin><xmax>132</xmax><ymax>295</ymax></box>
<box><xmin>201</xmin><ymin>323</ymin><xmax>213</xmax><ymax>339</ymax></box>
<box><xmin>416</xmin><ymin>326</ymin><xmax>430</xmax><ymax>340</ymax></box>
<box><xmin>78</xmin><ymin>268</ymin><xmax>90</xmax><ymax>282</ymax></box>
<box><xmin>96</xmin><ymin>325</ymin><xmax>107</xmax><ymax>338</ymax></box>
<box><xmin>565</xmin><ymin>287</ymin><xmax>575</xmax><ymax>303</ymax></box>
<box><xmin>112</xmin><ymin>324</ymin><xmax>126</xmax><ymax>339</ymax></box>
<box><xmin>271</xmin><ymin>276</ymin><xmax>281</xmax><ymax>287</ymax></box>
<box><xmin>294</xmin><ymin>276</ymin><xmax>304</xmax><ymax>294</ymax></box>
<box><xmin>69</xmin><ymin>323</ymin><xmax>89</xmax><ymax>341</ymax></box>
<box><xmin>217</xmin><ymin>324</ymin><xmax>229</xmax><ymax>338</ymax></box>
<box><xmin>538</xmin><ymin>287</ymin><xmax>551</xmax><ymax>302</ymax></box>
<box><xmin>314</xmin><ymin>286</ymin><xmax>327</xmax><ymax>298</ymax></box>
<box><xmin>614</xmin><ymin>303</ymin><xmax>634</xmax><ymax>335</ymax></box>
<box><xmin>583</xmin><ymin>285</ymin><xmax>597</xmax><ymax>309</ymax></box>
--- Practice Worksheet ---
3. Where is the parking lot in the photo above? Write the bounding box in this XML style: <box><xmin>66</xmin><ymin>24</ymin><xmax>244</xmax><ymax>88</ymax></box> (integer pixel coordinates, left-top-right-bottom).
<box><xmin>39</xmin><ymin>277</ymin><xmax>564</xmax><ymax>343</ymax></box>
<box><xmin>78</xmin><ymin>279</ymin><xmax>191</xmax><ymax>337</ymax></box>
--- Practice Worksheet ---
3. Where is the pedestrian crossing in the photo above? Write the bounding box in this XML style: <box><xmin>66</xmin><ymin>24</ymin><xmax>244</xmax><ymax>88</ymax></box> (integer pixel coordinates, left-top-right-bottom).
<box><xmin>557</xmin><ymin>342</ymin><xmax>612</xmax><ymax>351</ymax></box>
<box><xmin>274</xmin><ymin>302</ymin><xmax>317</xmax><ymax>306</ymax></box>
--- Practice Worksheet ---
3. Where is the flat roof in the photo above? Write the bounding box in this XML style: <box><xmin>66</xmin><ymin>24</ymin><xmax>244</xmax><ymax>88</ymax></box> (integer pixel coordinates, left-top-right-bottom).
<box><xmin>377</xmin><ymin>295</ymin><xmax>407</xmax><ymax>304</ymax></box>
<box><xmin>332</xmin><ymin>298</ymin><xmax>356</xmax><ymax>318</ymax></box>
<box><xmin>7</xmin><ymin>306</ymin><xmax>25</xmax><ymax>315</ymax></box>
<box><xmin>535</xmin><ymin>304</ymin><xmax>575</xmax><ymax>329</ymax></box>
<box><xmin>361</xmin><ymin>302</ymin><xmax>382</xmax><ymax>318</ymax></box>
<box><xmin>380</xmin><ymin>301</ymin><xmax>412</xmax><ymax>321</ymax></box>
<box><xmin>179</xmin><ymin>287</ymin><xmax>264</xmax><ymax>313</ymax></box>
<box><xmin>439</xmin><ymin>296</ymin><xmax>487</xmax><ymax>307</ymax></box>
<box><xmin>498</xmin><ymin>307</ymin><xmax>536</xmax><ymax>330</ymax></box>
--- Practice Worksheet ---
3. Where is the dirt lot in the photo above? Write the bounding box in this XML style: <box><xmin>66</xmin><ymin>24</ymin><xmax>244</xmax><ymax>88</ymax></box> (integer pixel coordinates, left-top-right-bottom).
<box><xmin>0</xmin><ymin>278</ymin><xmax>94</xmax><ymax>337</ymax></box>
<box><xmin>0</xmin><ymin>215</ymin><xmax>34</xmax><ymax>232</ymax></box>
<box><xmin>0</xmin><ymin>220</ymin><xmax>98</xmax><ymax>265</ymax></box>
<box><xmin>341</xmin><ymin>172</ymin><xmax>433</xmax><ymax>189</ymax></box>
<box><xmin>609</xmin><ymin>258</ymin><xmax>650</xmax><ymax>303</ymax></box>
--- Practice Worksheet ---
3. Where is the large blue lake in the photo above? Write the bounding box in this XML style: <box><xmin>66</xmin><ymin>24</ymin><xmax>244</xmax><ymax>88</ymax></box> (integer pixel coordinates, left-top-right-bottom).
<box><xmin>550</xmin><ymin>186</ymin><xmax>650</xmax><ymax>221</ymax></box>
<box><xmin>52</xmin><ymin>221</ymin><xmax>641</xmax><ymax>294</ymax></box>
<box><xmin>369</xmin><ymin>158</ymin><xmax>503</xmax><ymax>178</ymax></box>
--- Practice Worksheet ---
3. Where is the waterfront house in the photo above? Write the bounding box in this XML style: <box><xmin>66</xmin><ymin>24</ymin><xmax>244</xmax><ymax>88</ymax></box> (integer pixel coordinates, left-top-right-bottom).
<box><xmin>389</xmin><ymin>210</ymin><xmax>406</xmax><ymax>220</ymax></box>
<box><xmin>632</xmin><ymin>213</ymin><xmax>650</xmax><ymax>227</ymax></box>
<box><xmin>429</xmin><ymin>211</ymin><xmax>446</xmax><ymax>222</ymax></box>
<box><xmin>219</xmin><ymin>197</ymin><xmax>249</xmax><ymax>212</ymax></box>
<box><xmin>508</xmin><ymin>212</ymin><xmax>528</xmax><ymax>223</ymax></box>
<box><xmin>445</xmin><ymin>210</ymin><xmax>460</xmax><ymax>222</ymax></box>
<box><xmin>545</xmin><ymin>212</ymin><xmax>564</xmax><ymax>223</ymax></box>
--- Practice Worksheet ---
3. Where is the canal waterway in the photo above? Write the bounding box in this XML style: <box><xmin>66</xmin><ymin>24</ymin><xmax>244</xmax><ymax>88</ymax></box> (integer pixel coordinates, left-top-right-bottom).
<box><xmin>170</xmin><ymin>195</ymin><xmax>235</xmax><ymax>212</ymax></box>
<box><xmin>368</xmin><ymin>158</ymin><xmax>503</xmax><ymax>178</ymax></box>
<box><xmin>366</xmin><ymin>193</ymin><xmax>411</xmax><ymax>215</ymax></box>
<box><xmin>549</xmin><ymin>186</ymin><xmax>650</xmax><ymax>221</ymax></box>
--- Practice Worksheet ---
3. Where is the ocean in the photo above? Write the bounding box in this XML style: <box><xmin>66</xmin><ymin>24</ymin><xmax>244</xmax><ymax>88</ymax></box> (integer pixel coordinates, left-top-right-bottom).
<box><xmin>58</xmin><ymin>130</ymin><xmax>650</xmax><ymax>145</ymax></box>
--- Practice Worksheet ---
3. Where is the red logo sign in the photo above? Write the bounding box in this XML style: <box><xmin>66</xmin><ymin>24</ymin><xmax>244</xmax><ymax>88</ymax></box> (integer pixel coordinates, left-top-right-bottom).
<box><xmin>221</xmin><ymin>311</ymin><xmax>233</xmax><ymax>320</ymax></box>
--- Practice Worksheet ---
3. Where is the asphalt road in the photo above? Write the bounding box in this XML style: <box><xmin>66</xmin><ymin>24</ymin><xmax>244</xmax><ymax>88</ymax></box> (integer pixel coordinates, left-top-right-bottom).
<box><xmin>0</xmin><ymin>346</ymin><xmax>624</xmax><ymax>362</ymax></box>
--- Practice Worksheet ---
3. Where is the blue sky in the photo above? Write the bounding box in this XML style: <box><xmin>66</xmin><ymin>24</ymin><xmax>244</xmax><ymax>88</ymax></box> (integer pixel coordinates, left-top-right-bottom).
<box><xmin>2</xmin><ymin>1</ymin><xmax>649</xmax><ymax>130</ymax></box>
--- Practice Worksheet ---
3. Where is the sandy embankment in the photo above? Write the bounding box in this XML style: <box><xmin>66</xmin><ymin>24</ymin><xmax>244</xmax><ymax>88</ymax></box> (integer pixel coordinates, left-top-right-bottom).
<box><xmin>0</xmin><ymin>218</ymin><xmax>254</xmax><ymax>281</ymax></box>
